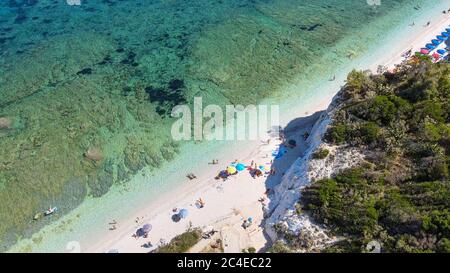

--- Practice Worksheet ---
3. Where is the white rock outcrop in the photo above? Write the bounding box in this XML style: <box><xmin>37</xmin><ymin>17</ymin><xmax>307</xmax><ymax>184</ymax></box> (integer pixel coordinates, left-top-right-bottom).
<box><xmin>265</xmin><ymin>98</ymin><xmax>365</xmax><ymax>251</ymax></box>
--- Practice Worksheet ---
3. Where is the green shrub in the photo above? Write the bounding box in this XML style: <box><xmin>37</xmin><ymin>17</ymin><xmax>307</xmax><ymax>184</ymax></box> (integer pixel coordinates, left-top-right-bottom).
<box><xmin>268</xmin><ymin>241</ymin><xmax>292</xmax><ymax>253</ymax></box>
<box><xmin>325</xmin><ymin>124</ymin><xmax>349</xmax><ymax>144</ymax></box>
<box><xmin>358</xmin><ymin>122</ymin><xmax>380</xmax><ymax>145</ymax></box>
<box><xmin>300</xmin><ymin>60</ymin><xmax>450</xmax><ymax>253</ymax></box>
<box><xmin>312</xmin><ymin>148</ymin><xmax>330</xmax><ymax>159</ymax></box>
<box><xmin>242</xmin><ymin>247</ymin><xmax>256</xmax><ymax>253</ymax></box>
<box><xmin>422</xmin><ymin>210</ymin><xmax>450</xmax><ymax>238</ymax></box>
<box><xmin>155</xmin><ymin>229</ymin><xmax>202</xmax><ymax>253</ymax></box>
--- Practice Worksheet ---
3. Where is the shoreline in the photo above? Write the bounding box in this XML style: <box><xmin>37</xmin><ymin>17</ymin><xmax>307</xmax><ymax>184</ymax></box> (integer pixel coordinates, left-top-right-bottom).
<box><xmin>6</xmin><ymin>4</ymin><xmax>449</xmax><ymax>253</ymax></box>
<box><xmin>85</xmin><ymin>12</ymin><xmax>450</xmax><ymax>253</ymax></box>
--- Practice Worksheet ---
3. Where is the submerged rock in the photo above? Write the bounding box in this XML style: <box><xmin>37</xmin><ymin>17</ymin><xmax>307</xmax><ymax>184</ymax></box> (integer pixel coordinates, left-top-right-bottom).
<box><xmin>84</xmin><ymin>147</ymin><xmax>103</xmax><ymax>162</ymax></box>
<box><xmin>0</xmin><ymin>117</ymin><xmax>12</xmax><ymax>129</ymax></box>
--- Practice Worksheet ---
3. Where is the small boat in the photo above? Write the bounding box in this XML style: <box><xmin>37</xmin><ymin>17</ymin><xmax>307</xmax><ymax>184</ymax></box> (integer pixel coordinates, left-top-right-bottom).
<box><xmin>44</xmin><ymin>207</ymin><xmax>58</xmax><ymax>216</ymax></box>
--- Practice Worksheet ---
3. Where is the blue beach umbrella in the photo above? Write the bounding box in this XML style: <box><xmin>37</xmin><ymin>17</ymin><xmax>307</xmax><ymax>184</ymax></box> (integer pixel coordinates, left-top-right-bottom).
<box><xmin>179</xmin><ymin>209</ymin><xmax>189</xmax><ymax>219</ymax></box>
<box><xmin>236</xmin><ymin>163</ymin><xmax>246</xmax><ymax>172</ymax></box>
<box><xmin>446</xmin><ymin>28</ymin><xmax>450</xmax><ymax>33</ymax></box>
<box><xmin>136</xmin><ymin>228</ymin><xmax>146</xmax><ymax>237</ymax></box>
<box><xmin>442</xmin><ymin>32</ymin><xmax>449</xmax><ymax>37</ymax></box>
<box><xmin>437</xmin><ymin>49</ymin><xmax>447</xmax><ymax>55</ymax></box>
<box><xmin>431</xmin><ymin>39</ymin><xmax>441</xmax><ymax>46</ymax></box>
<box><xmin>142</xmin><ymin>223</ymin><xmax>152</xmax><ymax>232</ymax></box>
<box><xmin>437</xmin><ymin>35</ymin><xmax>446</xmax><ymax>41</ymax></box>
<box><xmin>425</xmin><ymin>44</ymin><xmax>436</xmax><ymax>50</ymax></box>
<box><xmin>275</xmin><ymin>146</ymin><xmax>287</xmax><ymax>159</ymax></box>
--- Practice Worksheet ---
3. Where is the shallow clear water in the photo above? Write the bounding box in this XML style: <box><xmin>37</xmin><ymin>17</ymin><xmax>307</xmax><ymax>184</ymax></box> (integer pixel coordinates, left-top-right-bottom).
<box><xmin>0</xmin><ymin>0</ymin><xmax>447</xmax><ymax>251</ymax></box>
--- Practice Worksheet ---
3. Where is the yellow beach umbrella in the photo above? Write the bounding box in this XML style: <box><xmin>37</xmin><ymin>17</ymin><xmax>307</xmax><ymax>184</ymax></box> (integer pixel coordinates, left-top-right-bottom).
<box><xmin>226</xmin><ymin>166</ymin><xmax>237</xmax><ymax>175</ymax></box>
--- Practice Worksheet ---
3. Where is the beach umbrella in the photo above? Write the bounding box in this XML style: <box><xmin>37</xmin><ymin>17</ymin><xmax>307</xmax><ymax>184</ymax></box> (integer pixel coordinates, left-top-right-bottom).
<box><xmin>275</xmin><ymin>146</ymin><xmax>287</xmax><ymax>159</ymax></box>
<box><xmin>236</xmin><ymin>163</ymin><xmax>246</xmax><ymax>172</ymax></box>
<box><xmin>432</xmin><ymin>53</ymin><xmax>441</xmax><ymax>60</ymax></box>
<box><xmin>136</xmin><ymin>228</ymin><xmax>146</xmax><ymax>237</ymax></box>
<box><xmin>442</xmin><ymin>32</ymin><xmax>450</xmax><ymax>37</ymax></box>
<box><xmin>172</xmin><ymin>213</ymin><xmax>181</xmax><ymax>222</ymax></box>
<box><xmin>420</xmin><ymin>48</ymin><xmax>430</xmax><ymax>55</ymax></box>
<box><xmin>437</xmin><ymin>35</ymin><xmax>445</xmax><ymax>41</ymax></box>
<box><xmin>179</xmin><ymin>209</ymin><xmax>189</xmax><ymax>219</ymax></box>
<box><xmin>431</xmin><ymin>39</ymin><xmax>441</xmax><ymax>46</ymax></box>
<box><xmin>446</xmin><ymin>28</ymin><xmax>450</xmax><ymax>33</ymax></box>
<box><xmin>437</xmin><ymin>49</ymin><xmax>447</xmax><ymax>55</ymax></box>
<box><xmin>226</xmin><ymin>166</ymin><xmax>237</xmax><ymax>175</ymax></box>
<box><xmin>425</xmin><ymin>44</ymin><xmax>436</xmax><ymax>50</ymax></box>
<box><xmin>142</xmin><ymin>223</ymin><xmax>152</xmax><ymax>232</ymax></box>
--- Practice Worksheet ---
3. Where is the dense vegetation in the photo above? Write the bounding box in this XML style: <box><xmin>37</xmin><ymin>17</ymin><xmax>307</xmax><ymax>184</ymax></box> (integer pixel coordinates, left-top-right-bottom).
<box><xmin>302</xmin><ymin>58</ymin><xmax>449</xmax><ymax>253</ymax></box>
<box><xmin>154</xmin><ymin>229</ymin><xmax>202</xmax><ymax>253</ymax></box>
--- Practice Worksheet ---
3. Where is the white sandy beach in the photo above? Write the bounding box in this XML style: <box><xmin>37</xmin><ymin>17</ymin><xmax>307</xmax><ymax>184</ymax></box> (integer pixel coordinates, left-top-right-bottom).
<box><xmin>83</xmin><ymin>11</ymin><xmax>450</xmax><ymax>254</ymax></box>
<box><xmin>369</xmin><ymin>11</ymin><xmax>450</xmax><ymax>71</ymax></box>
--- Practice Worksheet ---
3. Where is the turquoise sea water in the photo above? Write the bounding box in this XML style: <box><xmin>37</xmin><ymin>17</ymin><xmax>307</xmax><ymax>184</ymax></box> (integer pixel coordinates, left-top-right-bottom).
<box><xmin>0</xmin><ymin>0</ymin><xmax>448</xmax><ymax>252</ymax></box>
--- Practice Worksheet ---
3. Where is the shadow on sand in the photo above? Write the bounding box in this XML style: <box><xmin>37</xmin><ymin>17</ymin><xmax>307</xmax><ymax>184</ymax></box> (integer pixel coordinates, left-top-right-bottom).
<box><xmin>256</xmin><ymin>110</ymin><xmax>325</xmax><ymax>252</ymax></box>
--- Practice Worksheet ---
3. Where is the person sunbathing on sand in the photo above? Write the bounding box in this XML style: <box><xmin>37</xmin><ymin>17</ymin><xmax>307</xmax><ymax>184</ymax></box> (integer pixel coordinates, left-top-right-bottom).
<box><xmin>270</xmin><ymin>168</ymin><xmax>276</xmax><ymax>175</ymax></box>
<box><xmin>187</xmin><ymin>173</ymin><xmax>197</xmax><ymax>180</ymax></box>
<box><xmin>209</xmin><ymin>159</ymin><xmax>219</xmax><ymax>165</ymax></box>
<box><xmin>196</xmin><ymin>198</ymin><xmax>205</xmax><ymax>208</ymax></box>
